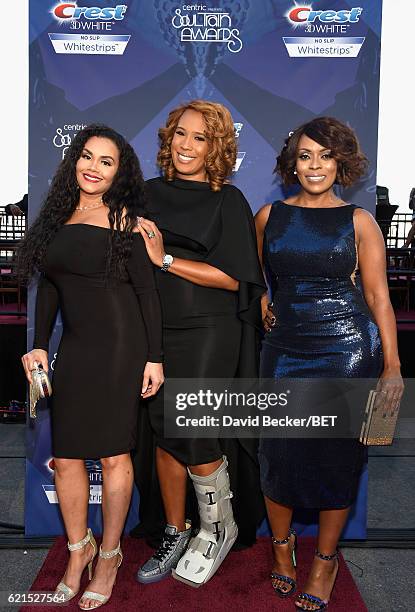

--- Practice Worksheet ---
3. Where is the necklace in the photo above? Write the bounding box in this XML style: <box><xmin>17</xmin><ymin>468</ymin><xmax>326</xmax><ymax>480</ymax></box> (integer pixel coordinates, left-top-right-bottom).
<box><xmin>75</xmin><ymin>198</ymin><xmax>104</xmax><ymax>211</ymax></box>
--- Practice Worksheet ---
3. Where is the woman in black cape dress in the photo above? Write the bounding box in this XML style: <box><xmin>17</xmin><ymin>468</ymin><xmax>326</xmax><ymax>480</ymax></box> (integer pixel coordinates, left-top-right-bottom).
<box><xmin>132</xmin><ymin>101</ymin><xmax>266</xmax><ymax>587</ymax></box>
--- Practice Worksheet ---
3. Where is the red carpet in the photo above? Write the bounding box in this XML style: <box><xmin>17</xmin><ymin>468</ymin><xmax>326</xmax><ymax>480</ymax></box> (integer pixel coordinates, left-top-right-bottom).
<box><xmin>0</xmin><ymin>302</ymin><xmax>26</xmax><ymax>325</ymax></box>
<box><xmin>22</xmin><ymin>536</ymin><xmax>367</xmax><ymax>611</ymax></box>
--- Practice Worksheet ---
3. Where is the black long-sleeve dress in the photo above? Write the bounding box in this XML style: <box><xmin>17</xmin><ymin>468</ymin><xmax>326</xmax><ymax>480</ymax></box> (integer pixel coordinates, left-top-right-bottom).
<box><xmin>133</xmin><ymin>177</ymin><xmax>267</xmax><ymax>546</ymax></box>
<box><xmin>33</xmin><ymin>224</ymin><xmax>163</xmax><ymax>459</ymax></box>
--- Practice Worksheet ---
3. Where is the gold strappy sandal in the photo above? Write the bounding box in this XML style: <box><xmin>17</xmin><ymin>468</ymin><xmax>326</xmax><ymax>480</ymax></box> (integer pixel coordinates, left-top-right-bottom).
<box><xmin>79</xmin><ymin>542</ymin><xmax>123</xmax><ymax>610</ymax></box>
<box><xmin>55</xmin><ymin>527</ymin><xmax>97</xmax><ymax>603</ymax></box>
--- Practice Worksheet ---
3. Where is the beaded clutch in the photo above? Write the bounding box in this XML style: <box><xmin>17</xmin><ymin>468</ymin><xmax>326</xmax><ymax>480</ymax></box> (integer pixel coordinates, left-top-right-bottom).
<box><xmin>29</xmin><ymin>364</ymin><xmax>52</xmax><ymax>418</ymax></box>
<box><xmin>359</xmin><ymin>389</ymin><xmax>400</xmax><ymax>446</ymax></box>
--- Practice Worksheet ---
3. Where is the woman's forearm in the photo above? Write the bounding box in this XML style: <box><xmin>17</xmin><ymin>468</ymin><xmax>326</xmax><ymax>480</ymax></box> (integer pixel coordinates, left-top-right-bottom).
<box><xmin>365</xmin><ymin>295</ymin><xmax>401</xmax><ymax>369</ymax></box>
<box><xmin>33</xmin><ymin>276</ymin><xmax>59</xmax><ymax>350</ymax></box>
<box><xmin>168</xmin><ymin>257</ymin><xmax>239</xmax><ymax>291</ymax></box>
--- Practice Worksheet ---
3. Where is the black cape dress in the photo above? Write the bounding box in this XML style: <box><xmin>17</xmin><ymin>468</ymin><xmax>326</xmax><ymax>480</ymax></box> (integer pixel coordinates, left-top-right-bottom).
<box><xmin>132</xmin><ymin>177</ymin><xmax>266</xmax><ymax>547</ymax></box>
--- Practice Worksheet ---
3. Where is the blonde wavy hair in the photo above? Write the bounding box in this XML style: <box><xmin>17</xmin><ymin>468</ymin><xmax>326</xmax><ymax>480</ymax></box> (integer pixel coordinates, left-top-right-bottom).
<box><xmin>157</xmin><ymin>100</ymin><xmax>237</xmax><ymax>192</ymax></box>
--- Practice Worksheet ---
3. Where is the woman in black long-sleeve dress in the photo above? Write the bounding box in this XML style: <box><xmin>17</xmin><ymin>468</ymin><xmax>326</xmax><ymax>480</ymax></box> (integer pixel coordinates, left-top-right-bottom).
<box><xmin>19</xmin><ymin>125</ymin><xmax>164</xmax><ymax>610</ymax></box>
<box><xmin>134</xmin><ymin>100</ymin><xmax>266</xmax><ymax>588</ymax></box>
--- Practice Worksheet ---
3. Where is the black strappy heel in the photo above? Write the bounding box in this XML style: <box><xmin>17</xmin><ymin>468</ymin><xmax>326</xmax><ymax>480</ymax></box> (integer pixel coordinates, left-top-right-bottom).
<box><xmin>295</xmin><ymin>549</ymin><xmax>339</xmax><ymax>610</ymax></box>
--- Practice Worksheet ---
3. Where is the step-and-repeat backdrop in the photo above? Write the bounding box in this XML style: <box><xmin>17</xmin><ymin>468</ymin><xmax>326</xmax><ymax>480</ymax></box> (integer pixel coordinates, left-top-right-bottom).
<box><xmin>27</xmin><ymin>0</ymin><xmax>383</xmax><ymax>536</ymax></box>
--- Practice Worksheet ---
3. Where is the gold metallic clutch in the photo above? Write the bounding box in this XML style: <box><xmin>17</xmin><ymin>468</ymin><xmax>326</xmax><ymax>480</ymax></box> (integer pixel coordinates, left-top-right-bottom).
<box><xmin>359</xmin><ymin>389</ymin><xmax>400</xmax><ymax>446</ymax></box>
<box><xmin>29</xmin><ymin>364</ymin><xmax>52</xmax><ymax>418</ymax></box>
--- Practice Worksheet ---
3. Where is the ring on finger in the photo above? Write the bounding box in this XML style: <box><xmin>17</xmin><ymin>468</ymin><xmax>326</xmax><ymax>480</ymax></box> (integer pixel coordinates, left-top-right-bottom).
<box><xmin>147</xmin><ymin>230</ymin><xmax>156</xmax><ymax>239</ymax></box>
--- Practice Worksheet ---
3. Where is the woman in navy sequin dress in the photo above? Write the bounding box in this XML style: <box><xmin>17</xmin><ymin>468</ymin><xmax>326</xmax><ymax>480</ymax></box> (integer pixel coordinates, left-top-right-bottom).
<box><xmin>255</xmin><ymin>118</ymin><xmax>403</xmax><ymax>610</ymax></box>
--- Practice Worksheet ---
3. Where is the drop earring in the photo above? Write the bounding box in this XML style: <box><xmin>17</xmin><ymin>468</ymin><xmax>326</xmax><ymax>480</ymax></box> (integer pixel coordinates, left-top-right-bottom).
<box><xmin>293</xmin><ymin>170</ymin><xmax>297</xmax><ymax>175</ymax></box>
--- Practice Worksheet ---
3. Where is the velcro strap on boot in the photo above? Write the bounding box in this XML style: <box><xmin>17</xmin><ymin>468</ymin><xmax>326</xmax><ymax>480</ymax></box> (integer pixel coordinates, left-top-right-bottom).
<box><xmin>188</xmin><ymin>536</ymin><xmax>219</xmax><ymax>560</ymax></box>
<box><xmin>199</xmin><ymin>511</ymin><xmax>235</xmax><ymax>533</ymax></box>
<box><xmin>193</xmin><ymin>483</ymin><xmax>233</xmax><ymax>506</ymax></box>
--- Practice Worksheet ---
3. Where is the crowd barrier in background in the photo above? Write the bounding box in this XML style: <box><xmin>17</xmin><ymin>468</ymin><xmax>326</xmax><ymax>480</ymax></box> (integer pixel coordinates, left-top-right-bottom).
<box><xmin>26</xmin><ymin>0</ymin><xmax>383</xmax><ymax>537</ymax></box>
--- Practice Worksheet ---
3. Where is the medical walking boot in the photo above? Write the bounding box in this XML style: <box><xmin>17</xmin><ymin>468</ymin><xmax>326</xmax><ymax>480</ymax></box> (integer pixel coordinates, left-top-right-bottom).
<box><xmin>172</xmin><ymin>456</ymin><xmax>238</xmax><ymax>587</ymax></box>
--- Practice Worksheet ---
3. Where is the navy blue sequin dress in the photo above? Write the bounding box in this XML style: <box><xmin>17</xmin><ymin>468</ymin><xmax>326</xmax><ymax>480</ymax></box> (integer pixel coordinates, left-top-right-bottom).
<box><xmin>259</xmin><ymin>201</ymin><xmax>383</xmax><ymax>509</ymax></box>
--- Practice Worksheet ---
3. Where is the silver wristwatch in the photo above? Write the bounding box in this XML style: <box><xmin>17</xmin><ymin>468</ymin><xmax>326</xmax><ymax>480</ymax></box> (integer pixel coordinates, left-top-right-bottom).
<box><xmin>161</xmin><ymin>253</ymin><xmax>174</xmax><ymax>272</ymax></box>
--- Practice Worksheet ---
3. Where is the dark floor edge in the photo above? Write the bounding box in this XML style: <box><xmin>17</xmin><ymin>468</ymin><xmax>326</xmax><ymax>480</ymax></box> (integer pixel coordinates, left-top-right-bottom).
<box><xmin>0</xmin><ymin>536</ymin><xmax>55</xmax><ymax>549</ymax></box>
<box><xmin>1</xmin><ymin>529</ymin><xmax>415</xmax><ymax>549</ymax></box>
<box><xmin>340</xmin><ymin>528</ymin><xmax>415</xmax><ymax>548</ymax></box>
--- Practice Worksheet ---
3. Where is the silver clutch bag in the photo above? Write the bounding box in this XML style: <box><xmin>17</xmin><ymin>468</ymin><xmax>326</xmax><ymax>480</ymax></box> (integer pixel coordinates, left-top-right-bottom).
<box><xmin>359</xmin><ymin>389</ymin><xmax>400</xmax><ymax>446</ymax></box>
<box><xmin>29</xmin><ymin>364</ymin><xmax>52</xmax><ymax>418</ymax></box>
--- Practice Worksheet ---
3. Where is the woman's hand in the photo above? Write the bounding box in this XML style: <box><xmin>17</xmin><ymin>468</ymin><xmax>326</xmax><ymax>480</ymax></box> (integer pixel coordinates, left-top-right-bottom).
<box><xmin>141</xmin><ymin>362</ymin><xmax>164</xmax><ymax>399</ymax></box>
<box><xmin>21</xmin><ymin>349</ymin><xmax>49</xmax><ymax>384</ymax></box>
<box><xmin>261</xmin><ymin>294</ymin><xmax>276</xmax><ymax>332</ymax></box>
<box><xmin>136</xmin><ymin>218</ymin><xmax>165</xmax><ymax>268</ymax></box>
<box><xmin>376</xmin><ymin>365</ymin><xmax>404</xmax><ymax>415</ymax></box>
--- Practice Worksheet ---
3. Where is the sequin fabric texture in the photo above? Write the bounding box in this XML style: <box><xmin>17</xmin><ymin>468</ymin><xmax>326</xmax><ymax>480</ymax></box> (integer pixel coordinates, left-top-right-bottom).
<box><xmin>259</xmin><ymin>201</ymin><xmax>383</xmax><ymax>508</ymax></box>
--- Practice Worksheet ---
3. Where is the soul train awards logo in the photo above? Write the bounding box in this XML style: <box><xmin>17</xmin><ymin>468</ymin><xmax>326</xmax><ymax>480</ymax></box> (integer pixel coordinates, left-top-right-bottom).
<box><xmin>171</xmin><ymin>6</ymin><xmax>243</xmax><ymax>53</ymax></box>
<box><xmin>155</xmin><ymin>1</ymin><xmax>248</xmax><ymax>97</ymax></box>
<box><xmin>43</xmin><ymin>458</ymin><xmax>103</xmax><ymax>504</ymax></box>
<box><xmin>283</xmin><ymin>3</ymin><xmax>365</xmax><ymax>58</ymax></box>
<box><xmin>233</xmin><ymin>122</ymin><xmax>245</xmax><ymax>172</ymax></box>
<box><xmin>52</xmin><ymin>124</ymin><xmax>87</xmax><ymax>159</ymax></box>
<box><xmin>234</xmin><ymin>122</ymin><xmax>243</xmax><ymax>138</ymax></box>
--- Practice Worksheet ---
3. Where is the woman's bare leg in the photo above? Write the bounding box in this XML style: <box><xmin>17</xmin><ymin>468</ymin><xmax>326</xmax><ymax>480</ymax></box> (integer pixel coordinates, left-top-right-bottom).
<box><xmin>265</xmin><ymin>496</ymin><xmax>296</xmax><ymax>593</ymax></box>
<box><xmin>295</xmin><ymin>507</ymin><xmax>349</xmax><ymax>610</ymax></box>
<box><xmin>54</xmin><ymin>458</ymin><xmax>92</xmax><ymax>593</ymax></box>
<box><xmin>80</xmin><ymin>453</ymin><xmax>133</xmax><ymax>609</ymax></box>
<box><xmin>156</xmin><ymin>447</ymin><xmax>188</xmax><ymax>531</ymax></box>
<box><xmin>188</xmin><ymin>458</ymin><xmax>223</xmax><ymax>477</ymax></box>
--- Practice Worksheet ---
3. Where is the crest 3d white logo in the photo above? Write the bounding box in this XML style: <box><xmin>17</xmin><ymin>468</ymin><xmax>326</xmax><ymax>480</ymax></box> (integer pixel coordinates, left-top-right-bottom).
<box><xmin>52</xmin><ymin>3</ymin><xmax>128</xmax><ymax>21</ymax></box>
<box><xmin>171</xmin><ymin>7</ymin><xmax>243</xmax><ymax>53</ymax></box>
<box><xmin>286</xmin><ymin>3</ymin><xmax>363</xmax><ymax>27</ymax></box>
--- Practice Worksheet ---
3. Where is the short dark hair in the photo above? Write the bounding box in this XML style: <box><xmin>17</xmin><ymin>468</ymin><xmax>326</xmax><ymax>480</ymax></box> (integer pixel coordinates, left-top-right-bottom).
<box><xmin>276</xmin><ymin>116</ymin><xmax>368</xmax><ymax>187</ymax></box>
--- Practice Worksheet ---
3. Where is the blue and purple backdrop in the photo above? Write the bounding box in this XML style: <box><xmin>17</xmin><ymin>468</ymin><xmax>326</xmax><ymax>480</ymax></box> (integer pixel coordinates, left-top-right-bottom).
<box><xmin>27</xmin><ymin>0</ymin><xmax>383</xmax><ymax>536</ymax></box>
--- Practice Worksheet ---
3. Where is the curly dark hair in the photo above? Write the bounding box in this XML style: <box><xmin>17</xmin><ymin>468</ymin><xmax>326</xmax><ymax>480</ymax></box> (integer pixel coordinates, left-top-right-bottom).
<box><xmin>276</xmin><ymin>116</ymin><xmax>368</xmax><ymax>187</ymax></box>
<box><xmin>157</xmin><ymin>100</ymin><xmax>237</xmax><ymax>192</ymax></box>
<box><xmin>18</xmin><ymin>124</ymin><xmax>147</xmax><ymax>283</ymax></box>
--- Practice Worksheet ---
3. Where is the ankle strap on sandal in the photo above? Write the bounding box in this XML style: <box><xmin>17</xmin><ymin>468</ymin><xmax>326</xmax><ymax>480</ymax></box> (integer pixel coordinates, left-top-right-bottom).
<box><xmin>272</xmin><ymin>528</ymin><xmax>296</xmax><ymax>545</ymax></box>
<box><xmin>99</xmin><ymin>542</ymin><xmax>121</xmax><ymax>559</ymax></box>
<box><xmin>67</xmin><ymin>527</ymin><xmax>93</xmax><ymax>552</ymax></box>
<box><xmin>315</xmin><ymin>548</ymin><xmax>338</xmax><ymax>561</ymax></box>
